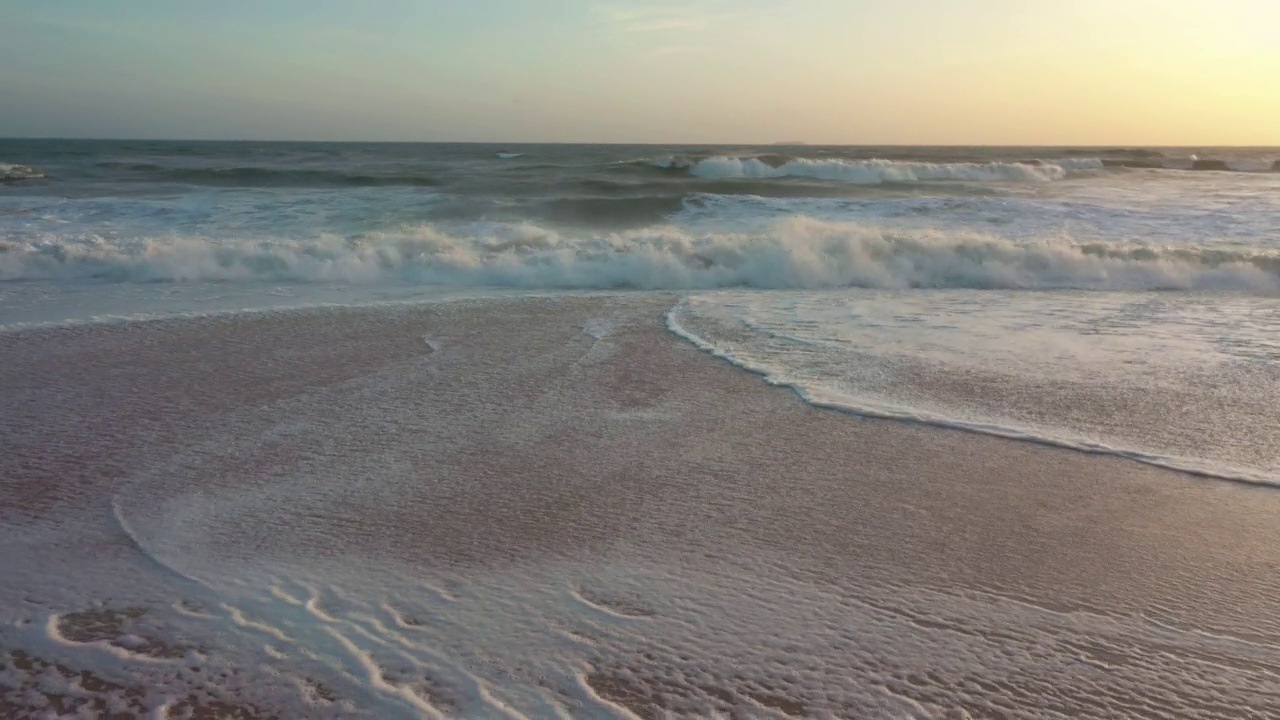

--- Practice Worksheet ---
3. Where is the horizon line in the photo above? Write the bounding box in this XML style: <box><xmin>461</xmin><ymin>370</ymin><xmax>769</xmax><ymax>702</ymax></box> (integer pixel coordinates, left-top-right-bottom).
<box><xmin>2</xmin><ymin>137</ymin><xmax>1277</xmax><ymax>149</ymax></box>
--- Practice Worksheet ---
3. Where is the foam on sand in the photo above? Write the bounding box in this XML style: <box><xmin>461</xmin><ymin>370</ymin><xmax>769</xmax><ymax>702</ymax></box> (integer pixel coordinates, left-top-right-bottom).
<box><xmin>2</xmin><ymin>296</ymin><xmax>1279</xmax><ymax>717</ymax></box>
<box><xmin>667</xmin><ymin>292</ymin><xmax>1280</xmax><ymax>487</ymax></box>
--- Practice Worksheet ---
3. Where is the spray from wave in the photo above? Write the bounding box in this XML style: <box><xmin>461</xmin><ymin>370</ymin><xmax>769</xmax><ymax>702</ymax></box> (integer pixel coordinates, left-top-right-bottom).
<box><xmin>4</xmin><ymin>218</ymin><xmax>1277</xmax><ymax>291</ymax></box>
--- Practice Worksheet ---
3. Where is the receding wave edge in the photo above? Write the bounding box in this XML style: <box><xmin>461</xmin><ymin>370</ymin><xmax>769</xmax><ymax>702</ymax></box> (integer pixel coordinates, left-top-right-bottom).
<box><xmin>665</xmin><ymin>300</ymin><xmax>1279</xmax><ymax>488</ymax></box>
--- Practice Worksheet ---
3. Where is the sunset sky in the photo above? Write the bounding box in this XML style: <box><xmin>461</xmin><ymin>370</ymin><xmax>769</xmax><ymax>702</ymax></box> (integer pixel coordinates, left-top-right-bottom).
<box><xmin>2</xmin><ymin>0</ymin><xmax>1277</xmax><ymax>144</ymax></box>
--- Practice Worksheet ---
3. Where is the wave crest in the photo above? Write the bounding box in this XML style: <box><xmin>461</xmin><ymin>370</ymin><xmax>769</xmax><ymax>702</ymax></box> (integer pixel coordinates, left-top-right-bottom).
<box><xmin>0</xmin><ymin>163</ymin><xmax>44</xmax><ymax>181</ymax></box>
<box><xmin>685</xmin><ymin>156</ymin><xmax>1101</xmax><ymax>183</ymax></box>
<box><xmin>2</xmin><ymin>218</ymin><xmax>1276</xmax><ymax>291</ymax></box>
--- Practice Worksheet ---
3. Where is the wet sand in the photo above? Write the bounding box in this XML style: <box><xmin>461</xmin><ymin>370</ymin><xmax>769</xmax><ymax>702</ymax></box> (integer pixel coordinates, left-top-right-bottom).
<box><xmin>2</xmin><ymin>295</ymin><xmax>1279</xmax><ymax>718</ymax></box>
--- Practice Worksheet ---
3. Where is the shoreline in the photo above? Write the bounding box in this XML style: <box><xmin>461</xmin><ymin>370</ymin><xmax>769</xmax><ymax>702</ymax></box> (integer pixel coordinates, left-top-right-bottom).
<box><xmin>665</xmin><ymin>298</ymin><xmax>1280</xmax><ymax>490</ymax></box>
<box><xmin>10</xmin><ymin>285</ymin><xmax>1273</xmax><ymax>488</ymax></box>
<box><xmin>2</xmin><ymin>294</ymin><xmax>1278</xmax><ymax>717</ymax></box>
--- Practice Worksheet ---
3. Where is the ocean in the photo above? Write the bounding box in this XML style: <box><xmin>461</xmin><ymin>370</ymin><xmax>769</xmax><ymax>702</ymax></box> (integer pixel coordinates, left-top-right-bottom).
<box><xmin>3</xmin><ymin>140</ymin><xmax>1280</xmax><ymax>717</ymax></box>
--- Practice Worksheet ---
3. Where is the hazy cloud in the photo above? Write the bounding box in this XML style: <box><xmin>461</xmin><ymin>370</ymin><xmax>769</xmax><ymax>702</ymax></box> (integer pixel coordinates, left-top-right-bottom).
<box><xmin>647</xmin><ymin>45</ymin><xmax>711</xmax><ymax>58</ymax></box>
<box><xmin>595</xmin><ymin>3</ymin><xmax>718</xmax><ymax>34</ymax></box>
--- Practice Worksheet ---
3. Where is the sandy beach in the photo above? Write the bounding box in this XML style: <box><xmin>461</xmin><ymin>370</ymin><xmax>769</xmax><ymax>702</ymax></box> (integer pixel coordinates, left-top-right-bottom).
<box><xmin>2</xmin><ymin>295</ymin><xmax>1279</xmax><ymax>718</ymax></box>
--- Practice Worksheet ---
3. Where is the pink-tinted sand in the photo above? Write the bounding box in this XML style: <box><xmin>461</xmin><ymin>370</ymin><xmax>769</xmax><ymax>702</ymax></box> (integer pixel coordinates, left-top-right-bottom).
<box><xmin>2</xmin><ymin>296</ymin><xmax>1278</xmax><ymax>718</ymax></box>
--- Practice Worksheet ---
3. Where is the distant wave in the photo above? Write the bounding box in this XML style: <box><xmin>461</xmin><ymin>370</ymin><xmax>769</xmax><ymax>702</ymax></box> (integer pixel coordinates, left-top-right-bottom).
<box><xmin>670</xmin><ymin>156</ymin><xmax>1103</xmax><ymax>183</ymax></box>
<box><xmin>496</xmin><ymin>152</ymin><xmax>525</xmax><ymax>159</ymax></box>
<box><xmin>426</xmin><ymin>192</ymin><xmax>700</xmax><ymax>228</ymax></box>
<box><xmin>94</xmin><ymin>162</ymin><xmax>439</xmax><ymax>188</ymax></box>
<box><xmin>645</xmin><ymin>155</ymin><xmax>699</xmax><ymax>171</ymax></box>
<box><xmin>574</xmin><ymin>179</ymin><xmax>1000</xmax><ymax>203</ymax></box>
<box><xmin>1097</xmin><ymin>148</ymin><xmax>1166</xmax><ymax>158</ymax></box>
<box><xmin>436</xmin><ymin>188</ymin><xmax>1003</xmax><ymax>229</ymax></box>
<box><xmin>1103</xmin><ymin>157</ymin><xmax>1280</xmax><ymax>172</ymax></box>
<box><xmin>642</xmin><ymin>153</ymin><xmax>1279</xmax><ymax>177</ymax></box>
<box><xmin>531</xmin><ymin>195</ymin><xmax>691</xmax><ymax>226</ymax></box>
<box><xmin>4</xmin><ymin>217</ymin><xmax>1278</xmax><ymax>292</ymax></box>
<box><xmin>0</xmin><ymin>163</ymin><xmax>44</xmax><ymax>181</ymax></box>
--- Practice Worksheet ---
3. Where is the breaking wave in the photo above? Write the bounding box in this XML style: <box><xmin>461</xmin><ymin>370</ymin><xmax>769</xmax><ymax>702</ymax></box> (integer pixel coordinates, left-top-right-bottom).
<box><xmin>0</xmin><ymin>163</ymin><xmax>44</xmax><ymax>181</ymax></box>
<box><xmin>644</xmin><ymin>153</ymin><xmax>1280</xmax><ymax>176</ymax></box>
<box><xmin>680</xmin><ymin>156</ymin><xmax>1101</xmax><ymax>183</ymax></box>
<box><xmin>3</xmin><ymin>218</ymin><xmax>1278</xmax><ymax>292</ymax></box>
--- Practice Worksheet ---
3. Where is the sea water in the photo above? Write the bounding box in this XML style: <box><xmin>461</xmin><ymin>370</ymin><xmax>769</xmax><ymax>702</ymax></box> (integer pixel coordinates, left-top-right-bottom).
<box><xmin>3</xmin><ymin>140</ymin><xmax>1280</xmax><ymax>716</ymax></box>
<box><xmin>4</xmin><ymin>140</ymin><xmax>1278</xmax><ymax>482</ymax></box>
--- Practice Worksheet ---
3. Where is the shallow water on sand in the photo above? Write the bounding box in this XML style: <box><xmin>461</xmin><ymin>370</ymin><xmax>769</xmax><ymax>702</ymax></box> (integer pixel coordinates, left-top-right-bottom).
<box><xmin>3</xmin><ymin>297</ymin><xmax>1279</xmax><ymax>717</ymax></box>
<box><xmin>4</xmin><ymin>140</ymin><xmax>1280</xmax><ymax>716</ymax></box>
<box><xmin>671</xmin><ymin>289</ymin><xmax>1280</xmax><ymax>486</ymax></box>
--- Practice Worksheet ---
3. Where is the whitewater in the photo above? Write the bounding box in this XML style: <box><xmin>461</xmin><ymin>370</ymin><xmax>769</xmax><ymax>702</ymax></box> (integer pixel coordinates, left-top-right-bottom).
<box><xmin>3</xmin><ymin>141</ymin><xmax>1279</xmax><ymax>485</ymax></box>
<box><xmin>5</xmin><ymin>219</ymin><xmax>1280</xmax><ymax>290</ymax></box>
<box><xmin>4</xmin><ymin>140</ymin><xmax>1280</xmax><ymax>717</ymax></box>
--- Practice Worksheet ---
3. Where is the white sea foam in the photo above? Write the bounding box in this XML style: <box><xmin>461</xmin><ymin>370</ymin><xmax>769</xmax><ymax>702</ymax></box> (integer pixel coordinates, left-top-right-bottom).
<box><xmin>3</xmin><ymin>217</ymin><xmax>1277</xmax><ymax>291</ymax></box>
<box><xmin>6</xmin><ymin>141</ymin><xmax>1280</xmax><ymax>717</ymax></box>
<box><xmin>667</xmin><ymin>291</ymin><xmax>1280</xmax><ymax>487</ymax></box>
<box><xmin>687</xmin><ymin>156</ymin><xmax>1102</xmax><ymax>182</ymax></box>
<box><xmin>5</xmin><ymin>296</ymin><xmax>1276</xmax><ymax>717</ymax></box>
<box><xmin>0</xmin><ymin>162</ymin><xmax>43</xmax><ymax>180</ymax></box>
<box><xmin>646</xmin><ymin>155</ymin><xmax>694</xmax><ymax>170</ymax></box>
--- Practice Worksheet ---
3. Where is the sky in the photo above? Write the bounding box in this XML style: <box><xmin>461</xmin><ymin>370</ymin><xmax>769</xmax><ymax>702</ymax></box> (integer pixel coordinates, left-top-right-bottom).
<box><xmin>1</xmin><ymin>0</ymin><xmax>1277</xmax><ymax>144</ymax></box>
